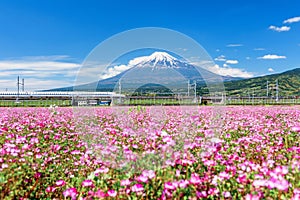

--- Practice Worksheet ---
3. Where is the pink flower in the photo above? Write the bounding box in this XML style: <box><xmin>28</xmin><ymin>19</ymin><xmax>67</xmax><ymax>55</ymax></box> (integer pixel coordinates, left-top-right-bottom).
<box><xmin>52</xmin><ymin>144</ymin><xmax>61</xmax><ymax>152</ymax></box>
<box><xmin>70</xmin><ymin>150</ymin><xmax>81</xmax><ymax>155</ymax></box>
<box><xmin>30</xmin><ymin>137</ymin><xmax>39</xmax><ymax>144</ymax></box>
<box><xmin>46</xmin><ymin>186</ymin><xmax>56</xmax><ymax>193</ymax></box>
<box><xmin>35</xmin><ymin>154</ymin><xmax>42</xmax><ymax>159</ymax></box>
<box><xmin>294</xmin><ymin>188</ymin><xmax>300</xmax><ymax>194</ymax></box>
<box><xmin>208</xmin><ymin>188</ymin><xmax>218</xmax><ymax>195</ymax></box>
<box><xmin>82</xmin><ymin>179</ymin><xmax>94</xmax><ymax>187</ymax></box>
<box><xmin>1</xmin><ymin>163</ymin><xmax>8</xmax><ymax>169</ymax></box>
<box><xmin>237</xmin><ymin>174</ymin><xmax>247</xmax><ymax>183</ymax></box>
<box><xmin>164</xmin><ymin>182</ymin><xmax>176</xmax><ymax>190</ymax></box>
<box><xmin>121</xmin><ymin>179</ymin><xmax>131</xmax><ymax>186</ymax></box>
<box><xmin>56</xmin><ymin>179</ymin><xmax>66</xmax><ymax>187</ymax></box>
<box><xmin>245</xmin><ymin>194</ymin><xmax>260</xmax><ymax>200</ymax></box>
<box><xmin>94</xmin><ymin>190</ymin><xmax>107</xmax><ymax>198</ymax></box>
<box><xmin>190</xmin><ymin>173</ymin><xmax>201</xmax><ymax>185</ymax></box>
<box><xmin>94</xmin><ymin>166</ymin><xmax>109</xmax><ymax>175</ymax></box>
<box><xmin>291</xmin><ymin>126</ymin><xmax>300</xmax><ymax>132</ymax></box>
<box><xmin>34</xmin><ymin>172</ymin><xmax>42</xmax><ymax>179</ymax></box>
<box><xmin>291</xmin><ymin>194</ymin><xmax>300</xmax><ymax>200</ymax></box>
<box><xmin>223</xmin><ymin>191</ymin><xmax>231</xmax><ymax>198</ymax></box>
<box><xmin>219</xmin><ymin>171</ymin><xmax>230</xmax><ymax>180</ymax></box>
<box><xmin>180</xmin><ymin>159</ymin><xmax>193</xmax><ymax>166</ymax></box>
<box><xmin>274</xmin><ymin>166</ymin><xmax>289</xmax><ymax>175</ymax></box>
<box><xmin>63</xmin><ymin>188</ymin><xmax>78</xmax><ymax>200</ymax></box>
<box><xmin>107</xmin><ymin>189</ymin><xmax>117</xmax><ymax>197</ymax></box>
<box><xmin>253</xmin><ymin>179</ymin><xmax>267</xmax><ymax>187</ymax></box>
<box><xmin>136</xmin><ymin>174</ymin><xmax>148</xmax><ymax>183</ymax></box>
<box><xmin>142</xmin><ymin>170</ymin><xmax>156</xmax><ymax>179</ymax></box>
<box><xmin>275</xmin><ymin>179</ymin><xmax>289</xmax><ymax>191</ymax></box>
<box><xmin>178</xmin><ymin>180</ymin><xmax>189</xmax><ymax>188</ymax></box>
<box><xmin>22</xmin><ymin>144</ymin><xmax>30</xmax><ymax>150</ymax></box>
<box><xmin>267</xmin><ymin>178</ymin><xmax>276</xmax><ymax>189</ymax></box>
<box><xmin>196</xmin><ymin>191</ymin><xmax>208</xmax><ymax>198</ymax></box>
<box><xmin>131</xmin><ymin>183</ymin><xmax>144</xmax><ymax>193</ymax></box>
<box><xmin>175</xmin><ymin>170</ymin><xmax>181</xmax><ymax>177</ymax></box>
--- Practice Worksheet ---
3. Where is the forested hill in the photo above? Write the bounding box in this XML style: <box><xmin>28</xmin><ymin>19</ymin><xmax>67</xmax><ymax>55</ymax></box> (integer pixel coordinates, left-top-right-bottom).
<box><xmin>223</xmin><ymin>68</ymin><xmax>300</xmax><ymax>97</ymax></box>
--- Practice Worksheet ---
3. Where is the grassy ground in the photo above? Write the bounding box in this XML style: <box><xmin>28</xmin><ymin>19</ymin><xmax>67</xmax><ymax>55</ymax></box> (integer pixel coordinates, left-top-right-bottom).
<box><xmin>0</xmin><ymin>100</ymin><xmax>72</xmax><ymax>107</ymax></box>
<box><xmin>0</xmin><ymin>98</ymin><xmax>299</xmax><ymax>107</ymax></box>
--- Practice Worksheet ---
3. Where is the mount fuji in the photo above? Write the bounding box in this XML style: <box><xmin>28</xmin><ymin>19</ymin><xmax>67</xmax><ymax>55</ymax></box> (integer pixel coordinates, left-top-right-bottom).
<box><xmin>49</xmin><ymin>52</ymin><xmax>244</xmax><ymax>92</ymax></box>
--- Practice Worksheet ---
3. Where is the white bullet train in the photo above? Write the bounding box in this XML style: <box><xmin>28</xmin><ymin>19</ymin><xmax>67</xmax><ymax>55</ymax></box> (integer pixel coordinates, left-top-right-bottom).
<box><xmin>0</xmin><ymin>91</ymin><xmax>125</xmax><ymax>98</ymax></box>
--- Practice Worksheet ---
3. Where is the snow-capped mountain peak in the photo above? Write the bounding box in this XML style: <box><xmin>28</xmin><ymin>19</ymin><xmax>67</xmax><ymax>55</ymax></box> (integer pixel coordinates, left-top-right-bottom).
<box><xmin>148</xmin><ymin>52</ymin><xmax>177</xmax><ymax>62</ymax></box>
<box><xmin>128</xmin><ymin>51</ymin><xmax>179</xmax><ymax>68</ymax></box>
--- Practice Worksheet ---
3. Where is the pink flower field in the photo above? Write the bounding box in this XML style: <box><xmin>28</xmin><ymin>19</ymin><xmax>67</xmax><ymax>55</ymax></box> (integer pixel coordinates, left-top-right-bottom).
<box><xmin>0</xmin><ymin>106</ymin><xmax>300</xmax><ymax>199</ymax></box>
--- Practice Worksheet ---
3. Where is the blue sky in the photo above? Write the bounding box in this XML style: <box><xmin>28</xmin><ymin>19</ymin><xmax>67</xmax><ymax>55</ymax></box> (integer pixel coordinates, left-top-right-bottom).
<box><xmin>0</xmin><ymin>0</ymin><xmax>299</xmax><ymax>90</ymax></box>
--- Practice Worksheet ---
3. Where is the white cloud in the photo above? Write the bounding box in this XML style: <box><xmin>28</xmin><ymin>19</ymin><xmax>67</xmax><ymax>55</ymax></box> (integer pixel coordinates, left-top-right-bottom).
<box><xmin>226</xmin><ymin>44</ymin><xmax>243</xmax><ymax>47</ymax></box>
<box><xmin>268</xmin><ymin>68</ymin><xmax>274</xmax><ymax>72</ymax></box>
<box><xmin>176</xmin><ymin>47</ymin><xmax>188</xmax><ymax>52</ymax></box>
<box><xmin>246</xmin><ymin>57</ymin><xmax>251</xmax><ymax>60</ymax></box>
<box><xmin>257</xmin><ymin>54</ymin><xmax>287</xmax><ymax>59</ymax></box>
<box><xmin>0</xmin><ymin>60</ymin><xmax>80</xmax><ymax>71</ymax></box>
<box><xmin>283</xmin><ymin>16</ymin><xmax>300</xmax><ymax>24</ymax></box>
<box><xmin>0</xmin><ymin>55</ymin><xmax>82</xmax><ymax>91</ymax></box>
<box><xmin>99</xmin><ymin>64</ymin><xmax>132</xmax><ymax>79</ymax></box>
<box><xmin>214</xmin><ymin>55</ymin><xmax>226</xmax><ymax>62</ymax></box>
<box><xmin>223</xmin><ymin>63</ymin><xmax>229</xmax><ymax>68</ymax></box>
<box><xmin>207</xmin><ymin>64</ymin><xmax>253</xmax><ymax>78</ymax></box>
<box><xmin>19</xmin><ymin>55</ymin><xmax>72</xmax><ymax>61</ymax></box>
<box><xmin>0</xmin><ymin>69</ymin><xmax>77</xmax><ymax>78</ymax></box>
<box><xmin>254</xmin><ymin>48</ymin><xmax>265</xmax><ymax>51</ymax></box>
<box><xmin>269</xmin><ymin>25</ymin><xmax>290</xmax><ymax>32</ymax></box>
<box><xmin>225</xmin><ymin>60</ymin><xmax>239</xmax><ymax>64</ymax></box>
<box><xmin>75</xmin><ymin>62</ymin><xmax>113</xmax><ymax>85</ymax></box>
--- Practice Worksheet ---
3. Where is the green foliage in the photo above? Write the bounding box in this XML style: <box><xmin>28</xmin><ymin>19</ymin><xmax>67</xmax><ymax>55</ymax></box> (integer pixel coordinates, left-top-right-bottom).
<box><xmin>223</xmin><ymin>68</ymin><xmax>300</xmax><ymax>96</ymax></box>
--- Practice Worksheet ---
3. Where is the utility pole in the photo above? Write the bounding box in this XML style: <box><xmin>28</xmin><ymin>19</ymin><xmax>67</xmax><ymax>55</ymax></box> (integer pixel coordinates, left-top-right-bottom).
<box><xmin>194</xmin><ymin>81</ymin><xmax>197</xmax><ymax>102</ymax></box>
<box><xmin>187</xmin><ymin>80</ymin><xmax>197</xmax><ymax>103</ymax></box>
<box><xmin>16</xmin><ymin>76</ymin><xmax>24</xmax><ymax>103</ymax></box>
<box><xmin>187</xmin><ymin>80</ymin><xmax>190</xmax><ymax>96</ymax></box>
<box><xmin>118</xmin><ymin>79</ymin><xmax>122</xmax><ymax>104</ymax></box>
<box><xmin>266</xmin><ymin>80</ymin><xmax>269</xmax><ymax>97</ymax></box>
<box><xmin>276</xmin><ymin>79</ymin><xmax>279</xmax><ymax>102</ymax></box>
<box><xmin>252</xmin><ymin>88</ymin><xmax>255</xmax><ymax>105</ymax></box>
<box><xmin>22</xmin><ymin>78</ymin><xmax>24</xmax><ymax>92</ymax></box>
<box><xmin>17</xmin><ymin>76</ymin><xmax>20</xmax><ymax>102</ymax></box>
<box><xmin>118</xmin><ymin>79</ymin><xmax>121</xmax><ymax>94</ymax></box>
<box><xmin>221</xmin><ymin>92</ymin><xmax>224</xmax><ymax>104</ymax></box>
<box><xmin>248</xmin><ymin>88</ymin><xmax>250</xmax><ymax>103</ymax></box>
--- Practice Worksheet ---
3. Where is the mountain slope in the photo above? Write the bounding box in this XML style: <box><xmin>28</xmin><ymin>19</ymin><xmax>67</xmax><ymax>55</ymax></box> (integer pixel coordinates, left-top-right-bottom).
<box><xmin>223</xmin><ymin>68</ymin><xmax>300</xmax><ymax>96</ymax></box>
<box><xmin>45</xmin><ymin>52</ymin><xmax>299</xmax><ymax>96</ymax></box>
<box><xmin>48</xmin><ymin>52</ymin><xmax>242</xmax><ymax>92</ymax></box>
